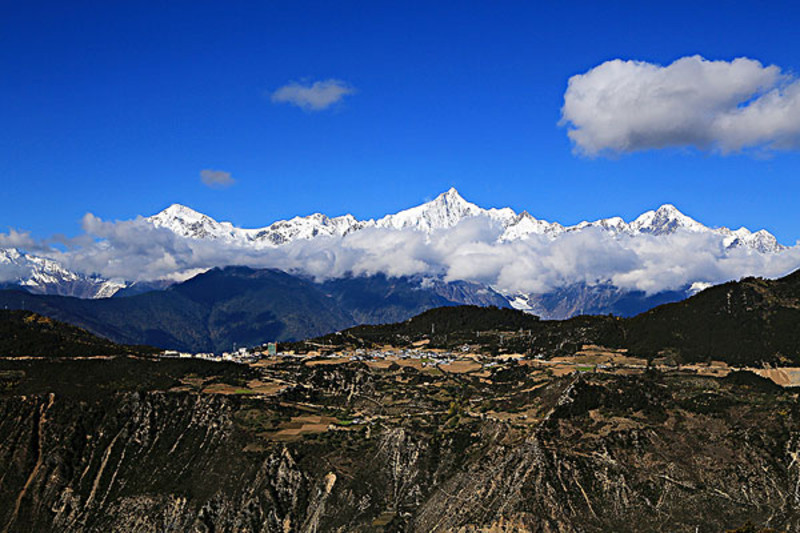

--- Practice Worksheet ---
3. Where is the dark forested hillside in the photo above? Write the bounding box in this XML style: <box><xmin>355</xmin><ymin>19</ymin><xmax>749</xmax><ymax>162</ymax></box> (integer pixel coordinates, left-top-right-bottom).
<box><xmin>4</xmin><ymin>266</ymin><xmax>800</xmax><ymax>365</ymax></box>
<box><xmin>292</xmin><ymin>269</ymin><xmax>800</xmax><ymax>367</ymax></box>
<box><xmin>0</xmin><ymin>268</ymin><xmax>510</xmax><ymax>352</ymax></box>
<box><xmin>623</xmin><ymin>270</ymin><xmax>800</xmax><ymax>365</ymax></box>
<box><xmin>0</xmin><ymin>310</ymin><xmax>156</xmax><ymax>357</ymax></box>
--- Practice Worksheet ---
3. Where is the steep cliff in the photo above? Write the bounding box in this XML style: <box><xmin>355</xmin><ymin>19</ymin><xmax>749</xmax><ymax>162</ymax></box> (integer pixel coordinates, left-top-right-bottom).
<box><xmin>1</xmin><ymin>357</ymin><xmax>798</xmax><ymax>532</ymax></box>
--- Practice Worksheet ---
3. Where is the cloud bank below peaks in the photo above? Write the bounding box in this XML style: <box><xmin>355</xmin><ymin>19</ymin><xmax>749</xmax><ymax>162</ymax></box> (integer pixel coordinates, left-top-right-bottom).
<box><xmin>11</xmin><ymin>191</ymin><xmax>799</xmax><ymax>298</ymax></box>
<box><xmin>561</xmin><ymin>55</ymin><xmax>800</xmax><ymax>156</ymax></box>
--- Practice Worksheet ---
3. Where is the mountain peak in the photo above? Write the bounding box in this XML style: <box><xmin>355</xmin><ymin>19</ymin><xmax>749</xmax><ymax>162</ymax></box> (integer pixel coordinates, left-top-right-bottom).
<box><xmin>153</xmin><ymin>203</ymin><xmax>207</xmax><ymax>220</ymax></box>
<box><xmin>631</xmin><ymin>204</ymin><xmax>706</xmax><ymax>235</ymax></box>
<box><xmin>377</xmin><ymin>188</ymin><xmax>486</xmax><ymax>232</ymax></box>
<box><xmin>655</xmin><ymin>203</ymin><xmax>681</xmax><ymax>215</ymax></box>
<box><xmin>440</xmin><ymin>187</ymin><xmax>464</xmax><ymax>200</ymax></box>
<box><xmin>146</xmin><ymin>204</ymin><xmax>233</xmax><ymax>240</ymax></box>
<box><xmin>427</xmin><ymin>188</ymin><xmax>471</xmax><ymax>210</ymax></box>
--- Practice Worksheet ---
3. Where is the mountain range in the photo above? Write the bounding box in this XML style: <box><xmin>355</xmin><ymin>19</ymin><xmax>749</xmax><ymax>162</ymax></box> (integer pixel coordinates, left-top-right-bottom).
<box><xmin>0</xmin><ymin>267</ymin><xmax>510</xmax><ymax>352</ymax></box>
<box><xmin>0</xmin><ymin>189</ymin><xmax>792</xmax><ymax>321</ymax></box>
<box><xmin>145</xmin><ymin>187</ymin><xmax>783</xmax><ymax>252</ymax></box>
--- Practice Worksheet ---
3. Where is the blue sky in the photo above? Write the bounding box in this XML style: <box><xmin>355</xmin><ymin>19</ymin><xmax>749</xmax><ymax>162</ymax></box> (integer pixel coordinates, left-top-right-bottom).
<box><xmin>2</xmin><ymin>1</ymin><xmax>799</xmax><ymax>243</ymax></box>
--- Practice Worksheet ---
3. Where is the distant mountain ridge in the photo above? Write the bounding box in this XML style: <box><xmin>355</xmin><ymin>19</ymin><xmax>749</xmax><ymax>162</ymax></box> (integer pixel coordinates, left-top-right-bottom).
<box><xmin>0</xmin><ymin>267</ymin><xmax>512</xmax><ymax>352</ymax></box>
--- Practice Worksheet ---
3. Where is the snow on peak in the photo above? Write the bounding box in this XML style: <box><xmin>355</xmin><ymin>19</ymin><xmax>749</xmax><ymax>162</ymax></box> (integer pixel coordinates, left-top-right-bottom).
<box><xmin>572</xmin><ymin>216</ymin><xmax>628</xmax><ymax>234</ymax></box>
<box><xmin>140</xmin><ymin>192</ymin><xmax>783</xmax><ymax>254</ymax></box>
<box><xmin>720</xmin><ymin>226</ymin><xmax>783</xmax><ymax>253</ymax></box>
<box><xmin>500</xmin><ymin>211</ymin><xmax>563</xmax><ymax>241</ymax></box>
<box><xmin>377</xmin><ymin>188</ymin><xmax>481</xmax><ymax>231</ymax></box>
<box><xmin>257</xmin><ymin>212</ymin><xmax>366</xmax><ymax>245</ymax></box>
<box><xmin>0</xmin><ymin>247</ymin><xmax>128</xmax><ymax>298</ymax></box>
<box><xmin>377</xmin><ymin>188</ymin><xmax>515</xmax><ymax>232</ymax></box>
<box><xmin>157</xmin><ymin>203</ymin><xmax>205</xmax><ymax>219</ymax></box>
<box><xmin>630</xmin><ymin>204</ymin><xmax>707</xmax><ymax>235</ymax></box>
<box><xmin>147</xmin><ymin>204</ymin><xmax>237</xmax><ymax>240</ymax></box>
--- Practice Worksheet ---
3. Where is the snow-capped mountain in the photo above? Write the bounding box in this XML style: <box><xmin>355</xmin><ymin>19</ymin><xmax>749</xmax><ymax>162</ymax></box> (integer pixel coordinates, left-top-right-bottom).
<box><xmin>0</xmin><ymin>189</ymin><xmax>789</xmax><ymax>306</ymax></box>
<box><xmin>147</xmin><ymin>204</ymin><xmax>367</xmax><ymax>247</ymax></box>
<box><xmin>376</xmin><ymin>187</ymin><xmax>516</xmax><ymax>231</ymax></box>
<box><xmin>255</xmin><ymin>213</ymin><xmax>367</xmax><ymax>245</ymax></box>
<box><xmin>147</xmin><ymin>204</ymin><xmax>240</xmax><ymax>241</ymax></box>
<box><xmin>0</xmin><ymin>248</ymin><xmax>126</xmax><ymax>298</ymax></box>
<box><xmin>145</xmin><ymin>188</ymin><xmax>785</xmax><ymax>253</ymax></box>
<box><xmin>500</xmin><ymin>203</ymin><xmax>783</xmax><ymax>252</ymax></box>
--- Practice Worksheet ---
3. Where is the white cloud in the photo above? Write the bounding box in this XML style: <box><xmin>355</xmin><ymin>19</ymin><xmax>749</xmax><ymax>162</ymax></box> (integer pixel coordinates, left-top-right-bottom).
<box><xmin>560</xmin><ymin>55</ymin><xmax>800</xmax><ymax>155</ymax></box>
<box><xmin>0</xmin><ymin>228</ymin><xmax>40</xmax><ymax>250</ymax></box>
<box><xmin>271</xmin><ymin>79</ymin><xmax>355</xmax><ymax>111</ymax></box>
<box><xmin>200</xmin><ymin>169</ymin><xmax>235</xmax><ymax>188</ymax></box>
<box><xmin>18</xmin><ymin>213</ymin><xmax>798</xmax><ymax>299</ymax></box>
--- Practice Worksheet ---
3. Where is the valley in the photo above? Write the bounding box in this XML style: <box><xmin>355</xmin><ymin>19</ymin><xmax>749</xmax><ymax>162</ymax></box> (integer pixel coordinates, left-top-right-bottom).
<box><xmin>2</xmin><ymin>263</ymin><xmax>800</xmax><ymax>532</ymax></box>
<box><xmin>2</xmin><ymin>284</ymin><xmax>800</xmax><ymax>531</ymax></box>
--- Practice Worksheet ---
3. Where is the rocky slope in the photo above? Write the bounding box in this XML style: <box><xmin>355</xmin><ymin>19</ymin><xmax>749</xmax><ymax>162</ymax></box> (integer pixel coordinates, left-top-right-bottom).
<box><xmin>0</xmin><ymin>356</ymin><xmax>797</xmax><ymax>532</ymax></box>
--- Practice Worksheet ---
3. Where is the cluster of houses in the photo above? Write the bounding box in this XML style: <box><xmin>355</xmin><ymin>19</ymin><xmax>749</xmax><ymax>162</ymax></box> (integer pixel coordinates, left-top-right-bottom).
<box><xmin>161</xmin><ymin>340</ymin><xmax>527</xmax><ymax>367</ymax></box>
<box><xmin>161</xmin><ymin>342</ymin><xmax>278</xmax><ymax>364</ymax></box>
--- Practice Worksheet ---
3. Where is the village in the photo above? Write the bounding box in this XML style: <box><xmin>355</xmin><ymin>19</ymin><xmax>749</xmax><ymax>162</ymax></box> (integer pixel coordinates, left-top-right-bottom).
<box><xmin>160</xmin><ymin>340</ymin><xmax>800</xmax><ymax>389</ymax></box>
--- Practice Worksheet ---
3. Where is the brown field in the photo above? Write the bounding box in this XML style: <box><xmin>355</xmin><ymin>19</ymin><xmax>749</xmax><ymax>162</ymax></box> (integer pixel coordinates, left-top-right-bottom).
<box><xmin>580</xmin><ymin>344</ymin><xmax>628</xmax><ymax>353</ymax></box>
<box><xmin>180</xmin><ymin>375</ymin><xmax>208</xmax><ymax>387</ymax></box>
<box><xmin>393</xmin><ymin>358</ymin><xmax>426</xmax><ymax>371</ymax></box>
<box><xmin>266</xmin><ymin>414</ymin><xmax>339</xmax><ymax>441</ymax></box>
<box><xmin>605</xmin><ymin>367</ymin><xmax>645</xmax><ymax>376</ymax></box>
<box><xmin>364</xmin><ymin>359</ymin><xmax>395</xmax><ymax>370</ymax></box>
<box><xmin>305</xmin><ymin>357</ymin><xmax>350</xmax><ymax>366</ymax></box>
<box><xmin>198</xmin><ymin>378</ymin><xmax>285</xmax><ymax>396</ymax></box>
<box><xmin>549</xmin><ymin>364</ymin><xmax>580</xmax><ymax>377</ymax></box>
<box><xmin>439</xmin><ymin>360</ymin><xmax>483</xmax><ymax>374</ymax></box>
<box><xmin>246</xmin><ymin>379</ymin><xmax>286</xmax><ymax>395</ymax></box>
<box><xmin>201</xmin><ymin>383</ymin><xmax>255</xmax><ymax>395</ymax></box>
<box><xmin>551</xmin><ymin>353</ymin><xmax>648</xmax><ymax>367</ymax></box>
<box><xmin>250</xmin><ymin>357</ymin><xmax>287</xmax><ymax>368</ymax></box>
